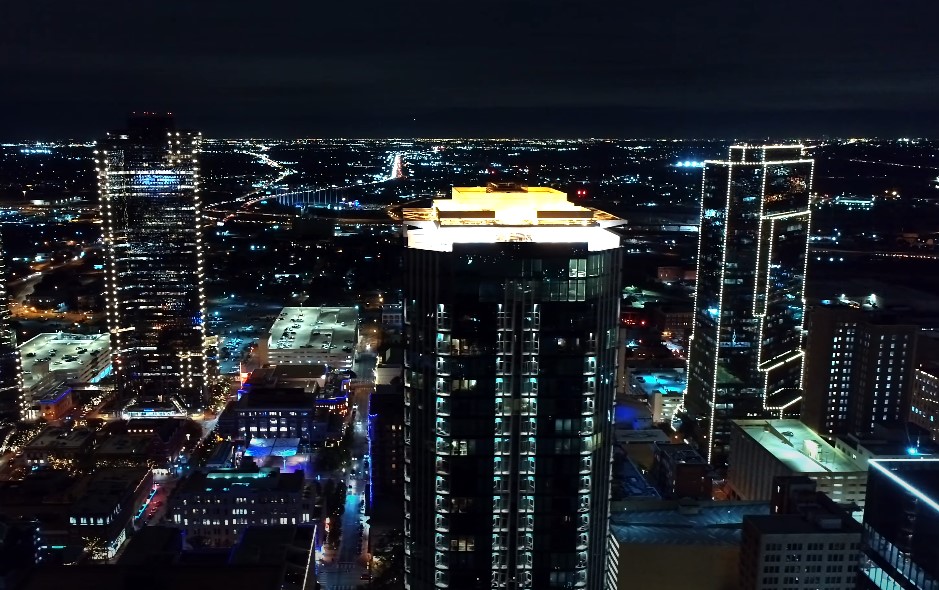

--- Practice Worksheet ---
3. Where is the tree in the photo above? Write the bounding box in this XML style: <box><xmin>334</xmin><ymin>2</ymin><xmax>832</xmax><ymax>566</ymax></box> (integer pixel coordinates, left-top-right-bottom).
<box><xmin>82</xmin><ymin>535</ymin><xmax>109</xmax><ymax>562</ymax></box>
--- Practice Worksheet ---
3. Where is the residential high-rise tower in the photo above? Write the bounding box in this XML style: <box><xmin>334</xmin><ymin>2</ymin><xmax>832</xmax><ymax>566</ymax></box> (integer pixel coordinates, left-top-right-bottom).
<box><xmin>801</xmin><ymin>303</ymin><xmax>919</xmax><ymax>437</ymax></box>
<box><xmin>684</xmin><ymin>146</ymin><xmax>813</xmax><ymax>464</ymax></box>
<box><xmin>401</xmin><ymin>184</ymin><xmax>622</xmax><ymax>590</ymax></box>
<box><xmin>95</xmin><ymin>114</ymin><xmax>209</xmax><ymax>409</ymax></box>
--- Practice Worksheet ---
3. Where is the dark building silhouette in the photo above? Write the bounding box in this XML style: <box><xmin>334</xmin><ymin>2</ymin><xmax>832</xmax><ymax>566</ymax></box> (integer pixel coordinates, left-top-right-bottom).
<box><xmin>801</xmin><ymin>303</ymin><xmax>919</xmax><ymax>437</ymax></box>
<box><xmin>860</xmin><ymin>458</ymin><xmax>939</xmax><ymax>589</ymax></box>
<box><xmin>648</xmin><ymin>442</ymin><xmax>711</xmax><ymax>499</ymax></box>
<box><xmin>684</xmin><ymin>146</ymin><xmax>813</xmax><ymax>464</ymax></box>
<box><xmin>401</xmin><ymin>185</ymin><xmax>622</xmax><ymax>590</ymax></box>
<box><xmin>95</xmin><ymin>114</ymin><xmax>210</xmax><ymax>409</ymax></box>
<box><xmin>368</xmin><ymin>383</ymin><xmax>404</xmax><ymax>528</ymax></box>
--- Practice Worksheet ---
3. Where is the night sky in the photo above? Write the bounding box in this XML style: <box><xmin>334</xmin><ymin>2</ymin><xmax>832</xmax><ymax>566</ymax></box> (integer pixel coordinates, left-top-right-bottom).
<box><xmin>3</xmin><ymin>1</ymin><xmax>939</xmax><ymax>139</ymax></box>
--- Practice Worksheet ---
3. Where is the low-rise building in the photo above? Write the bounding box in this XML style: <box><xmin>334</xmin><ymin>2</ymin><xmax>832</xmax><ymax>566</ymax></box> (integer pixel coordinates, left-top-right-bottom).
<box><xmin>220</xmin><ymin>387</ymin><xmax>325</xmax><ymax>443</ymax></box>
<box><xmin>0</xmin><ymin>466</ymin><xmax>152</xmax><ymax>561</ymax></box>
<box><xmin>265</xmin><ymin>307</ymin><xmax>358</xmax><ymax>369</ymax></box>
<box><xmin>93</xmin><ymin>418</ymin><xmax>189</xmax><ymax>471</ymax></box>
<box><xmin>27</xmin><ymin>524</ymin><xmax>318</xmax><ymax>590</ymax></box>
<box><xmin>728</xmin><ymin>420</ymin><xmax>867</xmax><ymax>513</ymax></box>
<box><xmin>740</xmin><ymin>477</ymin><xmax>862</xmax><ymax>590</ymax></box>
<box><xmin>648</xmin><ymin>442</ymin><xmax>711</xmax><ymax>500</ymax></box>
<box><xmin>626</xmin><ymin>368</ymin><xmax>685</xmax><ymax>423</ymax></box>
<box><xmin>381</xmin><ymin>303</ymin><xmax>403</xmax><ymax>330</ymax></box>
<box><xmin>67</xmin><ymin>467</ymin><xmax>153</xmax><ymax>559</ymax></box>
<box><xmin>607</xmin><ymin>500</ymin><xmax>769</xmax><ymax>590</ymax></box>
<box><xmin>169</xmin><ymin>467</ymin><xmax>316</xmax><ymax>547</ymax></box>
<box><xmin>19</xmin><ymin>333</ymin><xmax>109</xmax><ymax>421</ymax></box>
<box><xmin>21</xmin><ymin>426</ymin><xmax>94</xmax><ymax>467</ymax></box>
<box><xmin>38</xmin><ymin>388</ymin><xmax>75</xmax><ymax>422</ymax></box>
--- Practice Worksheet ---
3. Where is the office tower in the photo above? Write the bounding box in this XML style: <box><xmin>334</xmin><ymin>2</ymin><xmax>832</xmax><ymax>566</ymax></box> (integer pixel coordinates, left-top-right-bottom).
<box><xmin>0</xmin><ymin>229</ymin><xmax>23</xmax><ymax>418</ymax></box>
<box><xmin>740</xmin><ymin>476</ymin><xmax>862</xmax><ymax>590</ymax></box>
<box><xmin>95</xmin><ymin>114</ymin><xmax>209</xmax><ymax>409</ymax></box>
<box><xmin>401</xmin><ymin>184</ymin><xmax>622</xmax><ymax>590</ymax></box>
<box><xmin>859</xmin><ymin>458</ymin><xmax>939</xmax><ymax>589</ymax></box>
<box><xmin>911</xmin><ymin>362</ymin><xmax>939</xmax><ymax>441</ymax></box>
<box><xmin>801</xmin><ymin>303</ymin><xmax>919</xmax><ymax>437</ymax></box>
<box><xmin>684</xmin><ymin>145</ymin><xmax>813</xmax><ymax>464</ymax></box>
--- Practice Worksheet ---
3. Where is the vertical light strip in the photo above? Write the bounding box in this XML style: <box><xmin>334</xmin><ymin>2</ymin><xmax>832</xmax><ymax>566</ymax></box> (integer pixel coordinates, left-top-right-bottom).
<box><xmin>706</xmin><ymin>161</ymin><xmax>736</xmax><ymax>464</ymax></box>
<box><xmin>683</xmin><ymin>157</ymin><xmax>710</xmax><ymax>416</ymax></box>
<box><xmin>760</xmin><ymin>217</ymin><xmax>776</xmax><ymax>409</ymax></box>
<box><xmin>797</xmin><ymin>157</ymin><xmax>815</xmax><ymax>390</ymax></box>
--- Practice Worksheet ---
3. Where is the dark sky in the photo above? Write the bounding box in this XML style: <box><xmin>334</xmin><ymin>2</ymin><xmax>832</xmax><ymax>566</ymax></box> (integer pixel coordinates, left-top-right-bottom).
<box><xmin>3</xmin><ymin>0</ymin><xmax>939</xmax><ymax>138</ymax></box>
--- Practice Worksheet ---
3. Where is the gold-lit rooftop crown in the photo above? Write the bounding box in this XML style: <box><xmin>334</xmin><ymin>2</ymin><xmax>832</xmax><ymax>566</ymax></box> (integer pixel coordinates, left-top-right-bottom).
<box><xmin>403</xmin><ymin>183</ymin><xmax>619</xmax><ymax>227</ymax></box>
<box><xmin>401</xmin><ymin>184</ymin><xmax>623</xmax><ymax>252</ymax></box>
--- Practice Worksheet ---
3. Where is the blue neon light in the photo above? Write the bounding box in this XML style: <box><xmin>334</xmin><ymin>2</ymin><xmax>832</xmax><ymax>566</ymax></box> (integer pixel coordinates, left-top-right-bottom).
<box><xmin>136</xmin><ymin>173</ymin><xmax>179</xmax><ymax>187</ymax></box>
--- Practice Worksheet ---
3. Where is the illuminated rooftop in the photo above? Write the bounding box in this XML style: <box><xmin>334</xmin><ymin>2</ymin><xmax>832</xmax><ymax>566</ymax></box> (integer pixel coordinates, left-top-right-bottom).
<box><xmin>268</xmin><ymin>306</ymin><xmax>357</xmax><ymax>353</ymax></box>
<box><xmin>19</xmin><ymin>333</ymin><xmax>110</xmax><ymax>393</ymax></box>
<box><xmin>404</xmin><ymin>185</ymin><xmax>622</xmax><ymax>252</ymax></box>
<box><xmin>734</xmin><ymin>419</ymin><xmax>863</xmax><ymax>474</ymax></box>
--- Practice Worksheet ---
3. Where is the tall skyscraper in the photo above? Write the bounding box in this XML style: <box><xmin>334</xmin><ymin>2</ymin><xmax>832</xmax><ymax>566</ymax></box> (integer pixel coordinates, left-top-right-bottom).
<box><xmin>95</xmin><ymin>114</ymin><xmax>209</xmax><ymax>409</ymax></box>
<box><xmin>684</xmin><ymin>146</ymin><xmax>813</xmax><ymax>464</ymax></box>
<box><xmin>0</xmin><ymin>229</ymin><xmax>23</xmax><ymax>418</ymax></box>
<box><xmin>801</xmin><ymin>303</ymin><xmax>919</xmax><ymax>437</ymax></box>
<box><xmin>860</xmin><ymin>458</ymin><xmax>939</xmax><ymax>589</ymax></box>
<box><xmin>401</xmin><ymin>184</ymin><xmax>622</xmax><ymax>590</ymax></box>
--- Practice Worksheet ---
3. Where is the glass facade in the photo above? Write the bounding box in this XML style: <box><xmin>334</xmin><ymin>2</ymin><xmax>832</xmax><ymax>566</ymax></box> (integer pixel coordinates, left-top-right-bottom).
<box><xmin>96</xmin><ymin>114</ymin><xmax>210</xmax><ymax>409</ymax></box>
<box><xmin>684</xmin><ymin>146</ymin><xmax>813</xmax><ymax>464</ymax></box>
<box><xmin>0</xmin><ymin>229</ymin><xmax>23</xmax><ymax>418</ymax></box>
<box><xmin>402</xmin><ymin>186</ymin><xmax>621</xmax><ymax>590</ymax></box>
<box><xmin>860</xmin><ymin>459</ymin><xmax>939</xmax><ymax>590</ymax></box>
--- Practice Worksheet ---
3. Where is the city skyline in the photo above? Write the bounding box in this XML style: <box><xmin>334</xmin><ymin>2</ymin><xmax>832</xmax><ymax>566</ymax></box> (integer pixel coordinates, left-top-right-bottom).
<box><xmin>0</xmin><ymin>128</ymin><xmax>937</xmax><ymax>589</ymax></box>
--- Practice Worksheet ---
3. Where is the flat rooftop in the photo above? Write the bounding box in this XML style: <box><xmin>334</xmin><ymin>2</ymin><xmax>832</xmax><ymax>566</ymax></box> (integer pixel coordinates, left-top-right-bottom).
<box><xmin>745</xmin><ymin>512</ymin><xmax>861</xmax><ymax>535</ymax></box>
<box><xmin>244</xmin><ymin>437</ymin><xmax>301</xmax><ymax>459</ymax></box>
<box><xmin>231</xmin><ymin>525</ymin><xmax>315</xmax><ymax>566</ymax></box>
<box><xmin>245</xmin><ymin>364</ymin><xmax>328</xmax><ymax>392</ymax></box>
<box><xmin>19</xmin><ymin>332</ymin><xmax>109</xmax><ymax>390</ymax></box>
<box><xmin>734</xmin><ymin>419</ymin><xmax>863</xmax><ymax>474</ymax></box>
<box><xmin>24</xmin><ymin>426</ymin><xmax>93</xmax><ymax>451</ymax></box>
<box><xmin>268</xmin><ymin>306</ymin><xmax>357</xmax><ymax>353</ymax></box>
<box><xmin>611</xmin><ymin>500</ymin><xmax>770</xmax><ymax>545</ymax></box>
<box><xmin>177</xmin><ymin>468</ymin><xmax>304</xmax><ymax>495</ymax></box>
<box><xmin>70</xmin><ymin>467</ymin><xmax>150</xmax><ymax>516</ymax></box>
<box><xmin>404</xmin><ymin>186</ymin><xmax>622</xmax><ymax>252</ymax></box>
<box><xmin>95</xmin><ymin>434</ymin><xmax>155</xmax><ymax>457</ymax></box>
<box><xmin>630</xmin><ymin>369</ymin><xmax>686</xmax><ymax>397</ymax></box>
<box><xmin>237</xmin><ymin>387</ymin><xmax>317</xmax><ymax>410</ymax></box>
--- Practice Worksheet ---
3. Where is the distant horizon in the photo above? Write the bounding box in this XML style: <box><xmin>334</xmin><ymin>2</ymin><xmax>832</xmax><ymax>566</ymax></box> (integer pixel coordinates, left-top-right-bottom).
<box><xmin>3</xmin><ymin>128</ymin><xmax>937</xmax><ymax>143</ymax></box>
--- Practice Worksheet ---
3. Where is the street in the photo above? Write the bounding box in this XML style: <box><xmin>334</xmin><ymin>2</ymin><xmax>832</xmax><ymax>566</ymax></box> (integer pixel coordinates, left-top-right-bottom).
<box><xmin>317</xmin><ymin>351</ymin><xmax>375</xmax><ymax>590</ymax></box>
